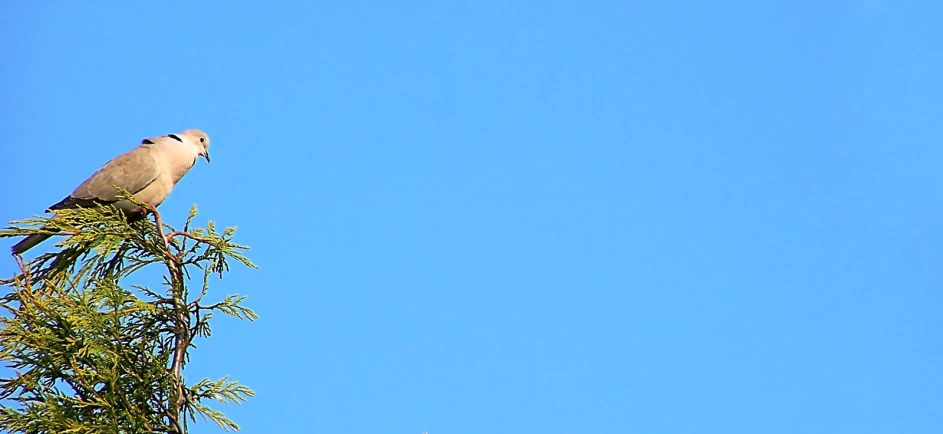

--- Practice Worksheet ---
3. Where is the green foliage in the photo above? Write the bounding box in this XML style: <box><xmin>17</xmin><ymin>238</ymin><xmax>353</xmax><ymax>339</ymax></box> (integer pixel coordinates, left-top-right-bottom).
<box><xmin>0</xmin><ymin>201</ymin><xmax>257</xmax><ymax>434</ymax></box>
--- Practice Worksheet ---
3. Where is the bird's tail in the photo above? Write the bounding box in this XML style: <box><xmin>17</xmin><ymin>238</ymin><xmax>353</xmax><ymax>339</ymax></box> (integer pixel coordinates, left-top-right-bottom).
<box><xmin>11</xmin><ymin>231</ymin><xmax>56</xmax><ymax>255</ymax></box>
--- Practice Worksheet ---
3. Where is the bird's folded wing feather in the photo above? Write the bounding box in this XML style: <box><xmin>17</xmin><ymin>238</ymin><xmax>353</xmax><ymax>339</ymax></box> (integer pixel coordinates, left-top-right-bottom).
<box><xmin>49</xmin><ymin>145</ymin><xmax>161</xmax><ymax>210</ymax></box>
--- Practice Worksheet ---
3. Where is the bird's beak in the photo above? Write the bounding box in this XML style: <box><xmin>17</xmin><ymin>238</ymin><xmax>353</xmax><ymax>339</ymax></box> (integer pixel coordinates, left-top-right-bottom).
<box><xmin>201</xmin><ymin>151</ymin><xmax>211</xmax><ymax>163</ymax></box>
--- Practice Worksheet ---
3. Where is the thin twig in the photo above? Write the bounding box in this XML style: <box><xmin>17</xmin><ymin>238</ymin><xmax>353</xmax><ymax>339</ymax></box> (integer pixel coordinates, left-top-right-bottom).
<box><xmin>15</xmin><ymin>255</ymin><xmax>30</xmax><ymax>290</ymax></box>
<box><xmin>147</xmin><ymin>205</ymin><xmax>171</xmax><ymax>254</ymax></box>
<box><xmin>165</xmin><ymin>231</ymin><xmax>206</xmax><ymax>246</ymax></box>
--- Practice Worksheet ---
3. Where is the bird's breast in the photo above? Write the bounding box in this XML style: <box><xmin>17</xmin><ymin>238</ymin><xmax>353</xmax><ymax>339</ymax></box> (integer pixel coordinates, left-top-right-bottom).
<box><xmin>170</xmin><ymin>159</ymin><xmax>196</xmax><ymax>184</ymax></box>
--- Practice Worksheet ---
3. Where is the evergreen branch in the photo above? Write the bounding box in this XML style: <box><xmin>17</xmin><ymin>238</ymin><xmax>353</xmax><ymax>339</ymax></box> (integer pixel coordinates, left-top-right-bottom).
<box><xmin>0</xmin><ymin>204</ymin><xmax>256</xmax><ymax>433</ymax></box>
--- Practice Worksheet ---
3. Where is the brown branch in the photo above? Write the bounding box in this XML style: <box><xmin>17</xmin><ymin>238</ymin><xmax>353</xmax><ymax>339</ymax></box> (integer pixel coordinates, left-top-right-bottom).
<box><xmin>169</xmin><ymin>298</ymin><xmax>188</xmax><ymax>427</ymax></box>
<box><xmin>164</xmin><ymin>407</ymin><xmax>183</xmax><ymax>434</ymax></box>
<box><xmin>147</xmin><ymin>205</ymin><xmax>171</xmax><ymax>253</ymax></box>
<box><xmin>15</xmin><ymin>255</ymin><xmax>30</xmax><ymax>290</ymax></box>
<box><xmin>170</xmin><ymin>268</ymin><xmax>190</xmax><ymax>431</ymax></box>
<box><xmin>165</xmin><ymin>231</ymin><xmax>204</xmax><ymax>245</ymax></box>
<box><xmin>145</xmin><ymin>205</ymin><xmax>192</xmax><ymax>434</ymax></box>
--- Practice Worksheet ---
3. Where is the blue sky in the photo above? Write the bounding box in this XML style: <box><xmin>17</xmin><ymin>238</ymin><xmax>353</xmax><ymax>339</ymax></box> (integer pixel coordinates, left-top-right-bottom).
<box><xmin>2</xmin><ymin>1</ymin><xmax>941</xmax><ymax>433</ymax></box>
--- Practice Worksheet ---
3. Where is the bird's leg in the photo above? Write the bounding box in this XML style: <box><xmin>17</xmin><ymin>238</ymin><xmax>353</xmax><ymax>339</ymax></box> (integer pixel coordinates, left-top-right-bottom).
<box><xmin>130</xmin><ymin>206</ymin><xmax>148</xmax><ymax>222</ymax></box>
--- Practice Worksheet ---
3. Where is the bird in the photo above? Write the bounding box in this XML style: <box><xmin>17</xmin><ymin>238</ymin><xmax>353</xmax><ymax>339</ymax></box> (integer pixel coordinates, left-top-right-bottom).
<box><xmin>11</xmin><ymin>129</ymin><xmax>211</xmax><ymax>255</ymax></box>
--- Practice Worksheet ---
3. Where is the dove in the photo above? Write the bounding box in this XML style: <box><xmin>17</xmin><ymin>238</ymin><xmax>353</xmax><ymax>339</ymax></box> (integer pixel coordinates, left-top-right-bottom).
<box><xmin>11</xmin><ymin>129</ymin><xmax>211</xmax><ymax>255</ymax></box>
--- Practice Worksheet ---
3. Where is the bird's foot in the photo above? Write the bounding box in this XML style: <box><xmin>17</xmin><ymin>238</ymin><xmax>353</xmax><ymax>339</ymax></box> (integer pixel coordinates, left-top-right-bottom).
<box><xmin>132</xmin><ymin>204</ymin><xmax>159</xmax><ymax>216</ymax></box>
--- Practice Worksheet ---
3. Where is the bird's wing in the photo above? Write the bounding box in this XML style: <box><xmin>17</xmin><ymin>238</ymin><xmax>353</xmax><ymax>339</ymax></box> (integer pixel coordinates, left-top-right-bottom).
<box><xmin>49</xmin><ymin>144</ymin><xmax>160</xmax><ymax>210</ymax></box>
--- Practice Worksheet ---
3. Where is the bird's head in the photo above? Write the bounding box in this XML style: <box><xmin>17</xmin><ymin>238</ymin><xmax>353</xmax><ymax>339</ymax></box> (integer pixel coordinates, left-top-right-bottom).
<box><xmin>178</xmin><ymin>129</ymin><xmax>211</xmax><ymax>163</ymax></box>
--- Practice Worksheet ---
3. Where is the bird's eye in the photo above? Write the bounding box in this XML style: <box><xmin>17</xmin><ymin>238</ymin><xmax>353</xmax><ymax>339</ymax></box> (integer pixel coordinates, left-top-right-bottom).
<box><xmin>199</xmin><ymin>137</ymin><xmax>205</xmax><ymax>143</ymax></box>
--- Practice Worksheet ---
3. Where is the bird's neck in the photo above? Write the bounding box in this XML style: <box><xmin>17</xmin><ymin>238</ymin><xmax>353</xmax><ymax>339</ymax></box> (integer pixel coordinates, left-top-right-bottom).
<box><xmin>158</xmin><ymin>141</ymin><xmax>199</xmax><ymax>184</ymax></box>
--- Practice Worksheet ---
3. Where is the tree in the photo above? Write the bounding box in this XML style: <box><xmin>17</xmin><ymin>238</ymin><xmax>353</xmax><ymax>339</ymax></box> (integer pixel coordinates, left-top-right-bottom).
<box><xmin>0</xmin><ymin>194</ymin><xmax>257</xmax><ymax>434</ymax></box>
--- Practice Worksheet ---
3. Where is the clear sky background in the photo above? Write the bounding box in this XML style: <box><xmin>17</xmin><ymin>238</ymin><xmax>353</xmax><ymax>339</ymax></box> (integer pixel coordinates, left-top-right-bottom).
<box><xmin>1</xmin><ymin>1</ymin><xmax>941</xmax><ymax>433</ymax></box>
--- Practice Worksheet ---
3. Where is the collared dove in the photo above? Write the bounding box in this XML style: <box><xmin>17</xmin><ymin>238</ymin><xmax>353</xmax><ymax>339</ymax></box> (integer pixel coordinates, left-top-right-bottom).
<box><xmin>11</xmin><ymin>129</ymin><xmax>211</xmax><ymax>255</ymax></box>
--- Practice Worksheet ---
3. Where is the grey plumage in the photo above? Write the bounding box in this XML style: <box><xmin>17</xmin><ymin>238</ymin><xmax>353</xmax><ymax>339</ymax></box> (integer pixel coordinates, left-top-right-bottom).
<box><xmin>11</xmin><ymin>129</ymin><xmax>211</xmax><ymax>255</ymax></box>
